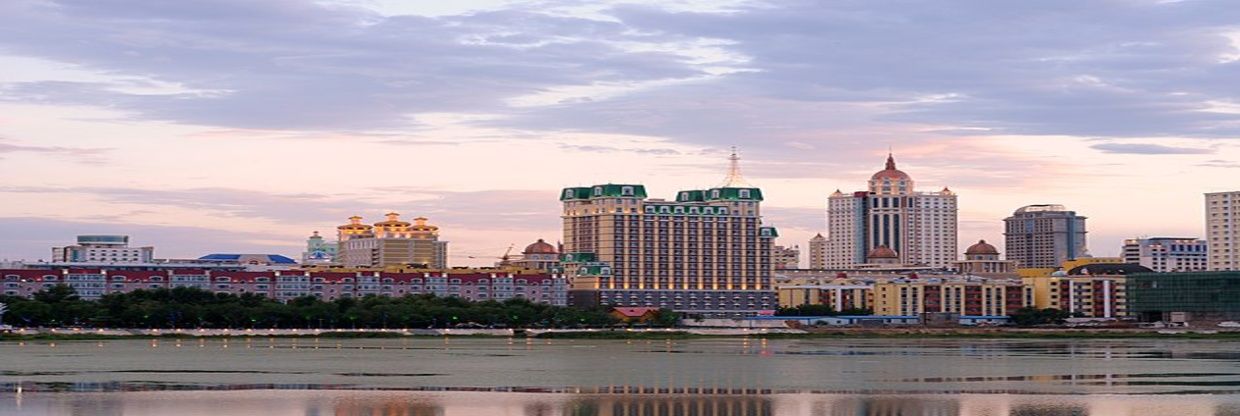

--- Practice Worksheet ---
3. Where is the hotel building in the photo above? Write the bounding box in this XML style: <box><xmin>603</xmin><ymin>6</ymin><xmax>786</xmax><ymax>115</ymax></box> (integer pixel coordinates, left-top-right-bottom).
<box><xmin>825</xmin><ymin>153</ymin><xmax>958</xmax><ymax>268</ymax></box>
<box><xmin>1004</xmin><ymin>204</ymin><xmax>1087</xmax><ymax>268</ymax></box>
<box><xmin>1206</xmin><ymin>191</ymin><xmax>1240</xmax><ymax>271</ymax></box>
<box><xmin>1121</xmin><ymin>237</ymin><xmax>1208</xmax><ymax>273</ymax></box>
<box><xmin>52</xmin><ymin>235</ymin><xmax>154</xmax><ymax>264</ymax></box>
<box><xmin>336</xmin><ymin>213</ymin><xmax>448</xmax><ymax>269</ymax></box>
<box><xmin>559</xmin><ymin>151</ymin><xmax>778</xmax><ymax>316</ymax></box>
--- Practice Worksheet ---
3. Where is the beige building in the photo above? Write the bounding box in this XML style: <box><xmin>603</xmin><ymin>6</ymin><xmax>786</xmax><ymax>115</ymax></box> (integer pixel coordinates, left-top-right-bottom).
<box><xmin>336</xmin><ymin>213</ymin><xmax>448</xmax><ymax>269</ymax></box>
<box><xmin>772</xmin><ymin>245</ymin><xmax>801</xmax><ymax>269</ymax></box>
<box><xmin>808</xmin><ymin>233</ymin><xmax>827</xmax><ymax>269</ymax></box>
<box><xmin>559</xmin><ymin>151</ymin><xmax>779</xmax><ymax>316</ymax></box>
<box><xmin>826</xmin><ymin>153</ymin><xmax>958</xmax><ymax>268</ymax></box>
<box><xmin>949</xmin><ymin>240</ymin><xmax>1018</xmax><ymax>278</ymax></box>
<box><xmin>873</xmin><ymin>278</ymin><xmax>1031</xmax><ymax>317</ymax></box>
<box><xmin>1207</xmin><ymin>191</ymin><xmax>1240</xmax><ymax>271</ymax></box>
<box><xmin>510</xmin><ymin>239</ymin><xmax>560</xmax><ymax>271</ymax></box>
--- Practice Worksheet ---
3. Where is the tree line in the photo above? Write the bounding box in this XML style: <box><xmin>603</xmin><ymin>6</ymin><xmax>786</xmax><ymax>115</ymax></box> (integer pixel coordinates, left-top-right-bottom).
<box><xmin>0</xmin><ymin>285</ymin><xmax>622</xmax><ymax>329</ymax></box>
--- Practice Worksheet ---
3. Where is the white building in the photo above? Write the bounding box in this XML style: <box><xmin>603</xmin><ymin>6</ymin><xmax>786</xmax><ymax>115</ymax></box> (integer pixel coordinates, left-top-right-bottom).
<box><xmin>825</xmin><ymin>153</ymin><xmax>958</xmax><ymax>268</ymax></box>
<box><xmin>1206</xmin><ymin>191</ymin><xmax>1240</xmax><ymax>271</ymax></box>
<box><xmin>51</xmin><ymin>235</ymin><xmax>154</xmax><ymax>264</ymax></box>
<box><xmin>1122</xmin><ymin>237</ymin><xmax>1208</xmax><ymax>273</ymax></box>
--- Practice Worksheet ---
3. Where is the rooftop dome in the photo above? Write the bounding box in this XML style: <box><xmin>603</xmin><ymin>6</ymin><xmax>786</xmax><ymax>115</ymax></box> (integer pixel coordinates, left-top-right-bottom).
<box><xmin>523</xmin><ymin>239</ymin><xmax>557</xmax><ymax>255</ymax></box>
<box><xmin>870</xmin><ymin>153</ymin><xmax>912</xmax><ymax>182</ymax></box>
<box><xmin>867</xmin><ymin>245</ymin><xmax>898</xmax><ymax>259</ymax></box>
<box><xmin>965</xmin><ymin>240</ymin><xmax>1000</xmax><ymax>255</ymax></box>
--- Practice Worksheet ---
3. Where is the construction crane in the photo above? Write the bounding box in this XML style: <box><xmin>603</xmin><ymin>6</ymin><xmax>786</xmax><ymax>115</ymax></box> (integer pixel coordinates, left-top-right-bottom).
<box><xmin>466</xmin><ymin>244</ymin><xmax>516</xmax><ymax>267</ymax></box>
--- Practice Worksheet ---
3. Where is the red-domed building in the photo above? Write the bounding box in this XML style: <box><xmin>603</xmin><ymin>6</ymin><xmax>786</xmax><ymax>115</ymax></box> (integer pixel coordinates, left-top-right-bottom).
<box><xmin>949</xmin><ymin>239</ymin><xmax>1017</xmax><ymax>278</ymax></box>
<box><xmin>511</xmin><ymin>239</ymin><xmax>560</xmax><ymax>271</ymax></box>
<box><xmin>826</xmin><ymin>152</ymin><xmax>958</xmax><ymax>269</ymax></box>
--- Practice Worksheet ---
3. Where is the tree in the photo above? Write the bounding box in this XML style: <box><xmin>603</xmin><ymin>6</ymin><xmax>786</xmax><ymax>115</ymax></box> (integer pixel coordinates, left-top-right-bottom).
<box><xmin>1009</xmin><ymin>307</ymin><xmax>1072</xmax><ymax>326</ymax></box>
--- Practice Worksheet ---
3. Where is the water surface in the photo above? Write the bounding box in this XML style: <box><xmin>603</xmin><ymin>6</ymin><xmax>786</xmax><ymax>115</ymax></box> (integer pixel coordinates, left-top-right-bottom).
<box><xmin>3</xmin><ymin>337</ymin><xmax>1240</xmax><ymax>415</ymax></box>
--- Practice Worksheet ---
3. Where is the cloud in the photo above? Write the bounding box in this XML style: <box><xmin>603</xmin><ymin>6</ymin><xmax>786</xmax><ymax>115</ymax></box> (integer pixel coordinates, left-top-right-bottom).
<box><xmin>558</xmin><ymin>143</ymin><xmax>682</xmax><ymax>155</ymax></box>
<box><xmin>1091</xmin><ymin>143</ymin><xmax>1216</xmax><ymax>155</ymax></box>
<box><xmin>1199</xmin><ymin>159</ymin><xmax>1240</xmax><ymax>168</ymax></box>
<box><xmin>0</xmin><ymin>137</ymin><xmax>110</xmax><ymax>164</ymax></box>
<box><xmin>0</xmin><ymin>216</ymin><xmax>298</xmax><ymax>261</ymax></box>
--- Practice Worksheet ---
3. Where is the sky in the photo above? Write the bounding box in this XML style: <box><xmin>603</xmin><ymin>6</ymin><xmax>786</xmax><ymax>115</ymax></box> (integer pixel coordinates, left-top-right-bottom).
<box><xmin>1</xmin><ymin>0</ymin><xmax>1239</xmax><ymax>266</ymax></box>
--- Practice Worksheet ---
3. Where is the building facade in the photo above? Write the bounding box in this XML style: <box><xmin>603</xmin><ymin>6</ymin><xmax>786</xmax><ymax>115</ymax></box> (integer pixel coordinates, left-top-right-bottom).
<box><xmin>559</xmin><ymin>152</ymin><xmax>778</xmax><ymax>317</ymax></box>
<box><xmin>1003</xmin><ymin>204</ymin><xmax>1088</xmax><ymax>268</ymax></box>
<box><xmin>1</xmin><ymin>267</ymin><xmax>567</xmax><ymax>305</ymax></box>
<box><xmin>808</xmin><ymin>233</ymin><xmax>827</xmax><ymax>269</ymax></box>
<box><xmin>825</xmin><ymin>154</ymin><xmax>958</xmax><ymax>268</ymax></box>
<box><xmin>949</xmin><ymin>240</ymin><xmax>1018</xmax><ymax>278</ymax></box>
<box><xmin>1206</xmin><ymin>191</ymin><xmax>1240</xmax><ymax>271</ymax></box>
<box><xmin>510</xmin><ymin>239</ymin><xmax>560</xmax><ymax>271</ymax></box>
<box><xmin>51</xmin><ymin>235</ymin><xmax>154</xmax><ymax>264</ymax></box>
<box><xmin>337</xmin><ymin>213</ymin><xmax>449</xmax><ymax>269</ymax></box>
<box><xmin>1121</xmin><ymin>237</ymin><xmax>1208</xmax><ymax>273</ymax></box>
<box><xmin>1129</xmin><ymin>271</ymin><xmax>1240</xmax><ymax>322</ymax></box>
<box><xmin>772</xmin><ymin>245</ymin><xmax>801</xmax><ymax>270</ymax></box>
<box><xmin>872</xmin><ymin>278</ymin><xmax>1031</xmax><ymax>317</ymax></box>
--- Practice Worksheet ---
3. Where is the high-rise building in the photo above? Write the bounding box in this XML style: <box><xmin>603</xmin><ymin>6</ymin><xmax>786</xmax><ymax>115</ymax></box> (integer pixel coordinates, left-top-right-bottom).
<box><xmin>808</xmin><ymin>233</ymin><xmax>827</xmax><ymax>269</ymax></box>
<box><xmin>336</xmin><ymin>213</ymin><xmax>449</xmax><ymax>269</ymax></box>
<box><xmin>1003</xmin><ymin>205</ymin><xmax>1087</xmax><ymax>269</ymax></box>
<box><xmin>1122</xmin><ymin>237</ymin><xmax>1208</xmax><ymax>273</ymax></box>
<box><xmin>559</xmin><ymin>150</ymin><xmax>778</xmax><ymax>317</ymax></box>
<box><xmin>825</xmin><ymin>153</ymin><xmax>958</xmax><ymax>268</ymax></box>
<box><xmin>301</xmin><ymin>231</ymin><xmax>337</xmax><ymax>265</ymax></box>
<box><xmin>772</xmin><ymin>245</ymin><xmax>801</xmax><ymax>269</ymax></box>
<box><xmin>1206</xmin><ymin>191</ymin><xmax>1240</xmax><ymax>271</ymax></box>
<box><xmin>51</xmin><ymin>235</ymin><xmax>154</xmax><ymax>264</ymax></box>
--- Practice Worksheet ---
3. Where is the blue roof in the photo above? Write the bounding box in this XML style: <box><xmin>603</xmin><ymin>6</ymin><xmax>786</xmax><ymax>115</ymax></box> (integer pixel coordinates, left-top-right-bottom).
<box><xmin>198</xmin><ymin>254</ymin><xmax>298</xmax><ymax>264</ymax></box>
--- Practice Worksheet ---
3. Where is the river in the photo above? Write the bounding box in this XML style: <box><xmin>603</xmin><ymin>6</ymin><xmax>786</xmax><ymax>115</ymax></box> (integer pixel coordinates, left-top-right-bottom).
<box><xmin>3</xmin><ymin>337</ymin><xmax>1240</xmax><ymax>415</ymax></box>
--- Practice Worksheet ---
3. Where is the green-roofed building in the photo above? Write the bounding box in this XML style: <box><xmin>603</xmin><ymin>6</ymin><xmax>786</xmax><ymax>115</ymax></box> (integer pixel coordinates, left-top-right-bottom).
<box><xmin>558</xmin><ymin>149</ymin><xmax>779</xmax><ymax>317</ymax></box>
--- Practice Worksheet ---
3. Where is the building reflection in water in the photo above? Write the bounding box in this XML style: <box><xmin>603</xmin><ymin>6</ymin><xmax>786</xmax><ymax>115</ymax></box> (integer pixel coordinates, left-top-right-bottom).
<box><xmin>11</xmin><ymin>390</ymin><xmax>1240</xmax><ymax>416</ymax></box>
<box><xmin>564</xmin><ymin>396</ymin><xmax>773</xmax><ymax>416</ymax></box>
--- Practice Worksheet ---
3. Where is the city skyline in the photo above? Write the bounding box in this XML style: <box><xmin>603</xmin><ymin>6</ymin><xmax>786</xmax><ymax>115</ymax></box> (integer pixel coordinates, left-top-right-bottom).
<box><xmin>4</xmin><ymin>1</ymin><xmax>1240</xmax><ymax>265</ymax></box>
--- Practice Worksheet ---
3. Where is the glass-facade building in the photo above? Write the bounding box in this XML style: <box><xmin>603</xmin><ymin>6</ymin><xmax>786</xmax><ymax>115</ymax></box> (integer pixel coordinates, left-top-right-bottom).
<box><xmin>1128</xmin><ymin>271</ymin><xmax>1240</xmax><ymax>321</ymax></box>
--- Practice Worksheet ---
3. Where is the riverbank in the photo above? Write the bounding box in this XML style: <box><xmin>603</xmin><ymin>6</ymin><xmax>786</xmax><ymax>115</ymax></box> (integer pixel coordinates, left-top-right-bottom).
<box><xmin>4</xmin><ymin>326</ymin><xmax>1240</xmax><ymax>341</ymax></box>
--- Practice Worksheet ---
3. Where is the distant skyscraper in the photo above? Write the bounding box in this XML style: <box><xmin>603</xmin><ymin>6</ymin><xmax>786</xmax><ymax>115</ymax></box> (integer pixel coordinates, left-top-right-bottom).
<box><xmin>336</xmin><ymin>213</ymin><xmax>449</xmax><ymax>269</ymax></box>
<box><xmin>825</xmin><ymin>153</ymin><xmax>958</xmax><ymax>268</ymax></box>
<box><xmin>1122</xmin><ymin>237</ymin><xmax>1207</xmax><ymax>273</ymax></box>
<box><xmin>808</xmin><ymin>233</ymin><xmax>827</xmax><ymax>269</ymax></box>
<box><xmin>559</xmin><ymin>150</ymin><xmax>778</xmax><ymax>316</ymax></box>
<box><xmin>1206</xmin><ymin>191</ymin><xmax>1240</xmax><ymax>271</ymax></box>
<box><xmin>1003</xmin><ymin>205</ymin><xmax>1087</xmax><ymax>269</ymax></box>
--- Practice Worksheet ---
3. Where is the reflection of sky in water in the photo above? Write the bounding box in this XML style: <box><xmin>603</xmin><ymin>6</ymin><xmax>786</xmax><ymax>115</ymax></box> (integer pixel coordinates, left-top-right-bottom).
<box><xmin>5</xmin><ymin>338</ymin><xmax>1240</xmax><ymax>414</ymax></box>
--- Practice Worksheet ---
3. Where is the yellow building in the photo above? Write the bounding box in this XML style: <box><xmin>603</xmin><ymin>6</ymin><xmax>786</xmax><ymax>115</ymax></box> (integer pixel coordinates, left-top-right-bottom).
<box><xmin>1021</xmin><ymin>262</ymin><xmax>1149</xmax><ymax>318</ymax></box>
<box><xmin>777</xmin><ymin>282</ymin><xmax>872</xmax><ymax>312</ymax></box>
<box><xmin>336</xmin><ymin>213</ymin><xmax>449</xmax><ymax>269</ymax></box>
<box><xmin>872</xmin><ymin>278</ymin><xmax>1031</xmax><ymax>316</ymax></box>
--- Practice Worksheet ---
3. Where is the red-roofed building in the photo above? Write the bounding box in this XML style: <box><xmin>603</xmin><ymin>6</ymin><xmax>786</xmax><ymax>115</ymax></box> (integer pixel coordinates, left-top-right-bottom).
<box><xmin>0</xmin><ymin>267</ymin><xmax>568</xmax><ymax>305</ymax></box>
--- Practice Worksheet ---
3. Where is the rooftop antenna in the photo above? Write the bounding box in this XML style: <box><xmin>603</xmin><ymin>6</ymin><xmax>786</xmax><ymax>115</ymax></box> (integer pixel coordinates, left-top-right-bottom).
<box><xmin>721</xmin><ymin>146</ymin><xmax>752</xmax><ymax>187</ymax></box>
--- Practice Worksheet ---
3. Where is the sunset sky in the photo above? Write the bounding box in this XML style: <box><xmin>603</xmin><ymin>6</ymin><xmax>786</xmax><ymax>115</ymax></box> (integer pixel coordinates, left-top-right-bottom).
<box><xmin>2</xmin><ymin>0</ymin><xmax>1239</xmax><ymax>265</ymax></box>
